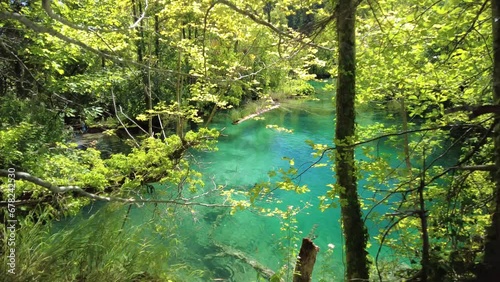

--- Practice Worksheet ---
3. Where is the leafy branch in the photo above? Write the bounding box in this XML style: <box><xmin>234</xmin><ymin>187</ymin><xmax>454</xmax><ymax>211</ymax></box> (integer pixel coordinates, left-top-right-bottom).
<box><xmin>294</xmin><ymin>124</ymin><xmax>461</xmax><ymax>180</ymax></box>
<box><xmin>0</xmin><ymin>169</ymin><xmax>231</xmax><ymax>208</ymax></box>
<box><xmin>41</xmin><ymin>0</ymin><xmax>149</xmax><ymax>32</ymax></box>
<box><xmin>0</xmin><ymin>11</ymin><xmax>191</xmax><ymax>77</ymax></box>
<box><xmin>215</xmin><ymin>0</ymin><xmax>333</xmax><ymax>51</ymax></box>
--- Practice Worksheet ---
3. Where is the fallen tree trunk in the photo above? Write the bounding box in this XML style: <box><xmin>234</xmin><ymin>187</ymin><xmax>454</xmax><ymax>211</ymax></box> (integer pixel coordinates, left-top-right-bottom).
<box><xmin>232</xmin><ymin>104</ymin><xmax>280</xmax><ymax>125</ymax></box>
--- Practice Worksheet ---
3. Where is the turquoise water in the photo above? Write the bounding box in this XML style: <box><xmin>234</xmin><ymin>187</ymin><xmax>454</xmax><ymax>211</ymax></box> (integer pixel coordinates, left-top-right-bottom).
<box><xmin>58</xmin><ymin>81</ymin><xmax>405</xmax><ymax>281</ymax></box>
<box><xmin>168</xmin><ymin>82</ymin><xmax>400</xmax><ymax>281</ymax></box>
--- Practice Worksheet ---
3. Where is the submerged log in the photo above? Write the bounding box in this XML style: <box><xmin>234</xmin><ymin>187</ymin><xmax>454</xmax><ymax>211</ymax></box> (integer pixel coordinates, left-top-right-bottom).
<box><xmin>232</xmin><ymin>103</ymin><xmax>280</xmax><ymax>124</ymax></box>
<box><xmin>293</xmin><ymin>238</ymin><xmax>320</xmax><ymax>282</ymax></box>
<box><xmin>211</xmin><ymin>241</ymin><xmax>278</xmax><ymax>280</ymax></box>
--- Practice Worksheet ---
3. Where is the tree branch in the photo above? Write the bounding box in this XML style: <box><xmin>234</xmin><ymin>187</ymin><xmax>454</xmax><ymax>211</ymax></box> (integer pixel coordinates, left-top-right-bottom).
<box><xmin>294</xmin><ymin>125</ymin><xmax>457</xmax><ymax>179</ymax></box>
<box><xmin>41</xmin><ymin>0</ymin><xmax>149</xmax><ymax>32</ymax></box>
<box><xmin>0</xmin><ymin>9</ymin><xmax>312</xmax><ymax>84</ymax></box>
<box><xmin>450</xmin><ymin>164</ymin><xmax>495</xmax><ymax>172</ymax></box>
<box><xmin>0</xmin><ymin>11</ymin><xmax>189</xmax><ymax>77</ymax></box>
<box><xmin>0</xmin><ymin>169</ymin><xmax>231</xmax><ymax>208</ymax></box>
<box><xmin>215</xmin><ymin>0</ymin><xmax>333</xmax><ymax>51</ymax></box>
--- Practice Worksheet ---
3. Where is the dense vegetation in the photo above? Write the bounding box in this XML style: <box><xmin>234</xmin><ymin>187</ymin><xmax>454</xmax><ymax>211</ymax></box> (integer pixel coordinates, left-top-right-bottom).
<box><xmin>1</xmin><ymin>0</ymin><xmax>500</xmax><ymax>281</ymax></box>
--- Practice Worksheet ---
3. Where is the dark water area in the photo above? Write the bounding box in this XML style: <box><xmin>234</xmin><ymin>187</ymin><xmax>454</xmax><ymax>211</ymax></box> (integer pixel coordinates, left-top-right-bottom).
<box><xmin>58</xmin><ymin>80</ymin><xmax>459</xmax><ymax>281</ymax></box>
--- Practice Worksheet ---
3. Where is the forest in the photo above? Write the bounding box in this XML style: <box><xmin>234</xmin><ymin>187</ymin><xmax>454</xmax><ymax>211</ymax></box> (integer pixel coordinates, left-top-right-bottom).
<box><xmin>1</xmin><ymin>0</ymin><xmax>500</xmax><ymax>281</ymax></box>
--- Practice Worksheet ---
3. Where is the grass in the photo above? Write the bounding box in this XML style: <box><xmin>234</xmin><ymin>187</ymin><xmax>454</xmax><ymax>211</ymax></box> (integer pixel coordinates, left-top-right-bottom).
<box><xmin>1</xmin><ymin>206</ymin><xmax>202</xmax><ymax>282</ymax></box>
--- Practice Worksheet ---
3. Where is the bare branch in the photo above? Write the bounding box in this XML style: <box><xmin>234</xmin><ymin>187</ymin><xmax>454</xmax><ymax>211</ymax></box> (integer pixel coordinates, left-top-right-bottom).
<box><xmin>424</xmin><ymin>122</ymin><xmax>494</xmax><ymax>187</ymax></box>
<box><xmin>111</xmin><ymin>89</ymin><xmax>140</xmax><ymax>147</ymax></box>
<box><xmin>375</xmin><ymin>213</ymin><xmax>412</xmax><ymax>282</ymax></box>
<box><xmin>157</xmin><ymin>114</ymin><xmax>167</xmax><ymax>139</ymax></box>
<box><xmin>119</xmin><ymin>105</ymin><xmax>150</xmax><ymax>136</ymax></box>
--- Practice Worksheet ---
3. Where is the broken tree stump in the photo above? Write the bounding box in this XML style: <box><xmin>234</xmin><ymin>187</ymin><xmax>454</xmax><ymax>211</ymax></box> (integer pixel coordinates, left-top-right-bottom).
<box><xmin>293</xmin><ymin>238</ymin><xmax>320</xmax><ymax>282</ymax></box>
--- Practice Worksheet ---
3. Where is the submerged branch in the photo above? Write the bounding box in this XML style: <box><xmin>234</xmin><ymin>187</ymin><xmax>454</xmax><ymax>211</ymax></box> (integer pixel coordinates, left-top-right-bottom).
<box><xmin>210</xmin><ymin>241</ymin><xmax>280</xmax><ymax>280</ymax></box>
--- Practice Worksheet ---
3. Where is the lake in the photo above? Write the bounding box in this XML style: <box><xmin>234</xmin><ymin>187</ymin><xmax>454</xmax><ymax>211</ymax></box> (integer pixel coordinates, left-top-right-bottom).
<box><xmin>62</xmin><ymin>80</ymin><xmax>413</xmax><ymax>281</ymax></box>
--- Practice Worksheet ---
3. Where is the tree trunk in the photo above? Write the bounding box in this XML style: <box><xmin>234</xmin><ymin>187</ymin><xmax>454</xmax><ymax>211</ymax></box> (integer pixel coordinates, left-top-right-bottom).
<box><xmin>482</xmin><ymin>0</ymin><xmax>500</xmax><ymax>280</ymax></box>
<box><xmin>176</xmin><ymin>30</ymin><xmax>184</xmax><ymax>138</ymax></box>
<box><xmin>293</xmin><ymin>238</ymin><xmax>319</xmax><ymax>282</ymax></box>
<box><xmin>132</xmin><ymin>0</ymin><xmax>152</xmax><ymax>135</ymax></box>
<box><xmin>418</xmin><ymin>161</ymin><xmax>430</xmax><ymax>282</ymax></box>
<box><xmin>335</xmin><ymin>0</ymin><xmax>370</xmax><ymax>280</ymax></box>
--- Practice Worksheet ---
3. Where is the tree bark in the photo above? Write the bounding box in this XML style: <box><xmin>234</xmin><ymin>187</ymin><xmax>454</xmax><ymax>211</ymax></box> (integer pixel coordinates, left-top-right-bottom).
<box><xmin>176</xmin><ymin>31</ymin><xmax>184</xmax><ymax>138</ymax></box>
<box><xmin>335</xmin><ymin>0</ymin><xmax>370</xmax><ymax>280</ymax></box>
<box><xmin>418</xmin><ymin>163</ymin><xmax>430</xmax><ymax>281</ymax></box>
<box><xmin>132</xmin><ymin>0</ymin><xmax>152</xmax><ymax>135</ymax></box>
<box><xmin>481</xmin><ymin>0</ymin><xmax>500</xmax><ymax>280</ymax></box>
<box><xmin>293</xmin><ymin>238</ymin><xmax>319</xmax><ymax>282</ymax></box>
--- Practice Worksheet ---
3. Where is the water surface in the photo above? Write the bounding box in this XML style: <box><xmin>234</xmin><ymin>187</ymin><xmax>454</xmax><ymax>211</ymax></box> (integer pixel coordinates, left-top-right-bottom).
<box><xmin>61</xmin><ymin>81</ymin><xmax>405</xmax><ymax>281</ymax></box>
<box><xmin>176</xmin><ymin>81</ymin><xmax>399</xmax><ymax>281</ymax></box>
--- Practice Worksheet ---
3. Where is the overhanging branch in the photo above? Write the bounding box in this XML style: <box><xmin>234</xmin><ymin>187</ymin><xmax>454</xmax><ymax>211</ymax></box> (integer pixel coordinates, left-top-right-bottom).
<box><xmin>0</xmin><ymin>11</ymin><xmax>189</xmax><ymax>77</ymax></box>
<box><xmin>42</xmin><ymin>0</ymin><xmax>149</xmax><ymax>32</ymax></box>
<box><xmin>215</xmin><ymin>0</ymin><xmax>333</xmax><ymax>51</ymax></box>
<box><xmin>450</xmin><ymin>164</ymin><xmax>495</xmax><ymax>172</ymax></box>
<box><xmin>0</xmin><ymin>169</ymin><xmax>231</xmax><ymax>207</ymax></box>
<box><xmin>294</xmin><ymin>125</ymin><xmax>456</xmax><ymax>179</ymax></box>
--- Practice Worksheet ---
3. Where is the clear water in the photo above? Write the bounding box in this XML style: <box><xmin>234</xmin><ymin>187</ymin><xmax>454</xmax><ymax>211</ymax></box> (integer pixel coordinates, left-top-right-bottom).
<box><xmin>60</xmin><ymin>81</ymin><xmax>409</xmax><ymax>281</ymax></box>
<box><xmin>169</xmin><ymin>81</ymin><xmax>401</xmax><ymax>281</ymax></box>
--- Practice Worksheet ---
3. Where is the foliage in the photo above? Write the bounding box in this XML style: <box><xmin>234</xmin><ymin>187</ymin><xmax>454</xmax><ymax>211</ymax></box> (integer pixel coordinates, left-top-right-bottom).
<box><xmin>271</xmin><ymin>79</ymin><xmax>316</xmax><ymax>100</ymax></box>
<box><xmin>1</xmin><ymin>0</ymin><xmax>499</xmax><ymax>281</ymax></box>
<box><xmin>352</xmin><ymin>0</ymin><xmax>495</xmax><ymax>279</ymax></box>
<box><xmin>0</xmin><ymin>128</ymin><xmax>219</xmax><ymax>214</ymax></box>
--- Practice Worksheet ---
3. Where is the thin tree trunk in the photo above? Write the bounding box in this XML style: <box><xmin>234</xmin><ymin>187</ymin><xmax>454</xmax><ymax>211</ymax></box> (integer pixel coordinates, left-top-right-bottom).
<box><xmin>402</xmin><ymin>99</ymin><xmax>431</xmax><ymax>281</ymax></box>
<box><xmin>205</xmin><ymin>104</ymin><xmax>218</xmax><ymax>127</ymax></box>
<box><xmin>132</xmin><ymin>0</ymin><xmax>152</xmax><ymax>134</ymax></box>
<box><xmin>335</xmin><ymin>0</ymin><xmax>370</xmax><ymax>280</ymax></box>
<box><xmin>131</xmin><ymin>0</ymin><xmax>143</xmax><ymax>63</ymax></box>
<box><xmin>147</xmin><ymin>57</ymin><xmax>153</xmax><ymax>136</ymax></box>
<box><xmin>482</xmin><ymin>0</ymin><xmax>500</xmax><ymax>280</ymax></box>
<box><xmin>418</xmin><ymin>155</ymin><xmax>430</xmax><ymax>281</ymax></box>
<box><xmin>176</xmin><ymin>31</ymin><xmax>183</xmax><ymax>138</ymax></box>
<box><xmin>401</xmin><ymin>98</ymin><xmax>412</xmax><ymax>172</ymax></box>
